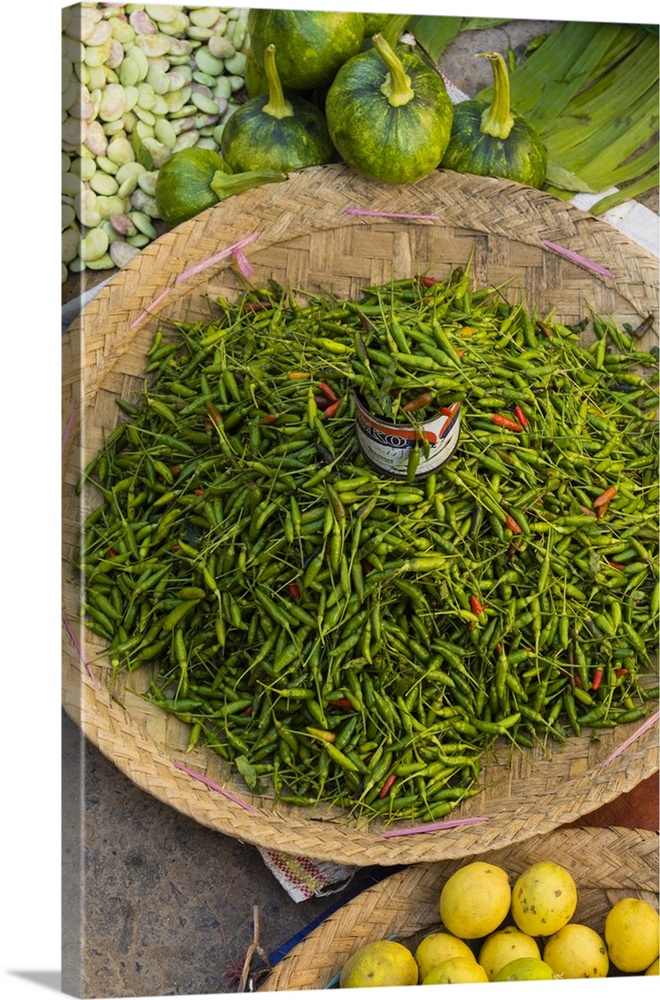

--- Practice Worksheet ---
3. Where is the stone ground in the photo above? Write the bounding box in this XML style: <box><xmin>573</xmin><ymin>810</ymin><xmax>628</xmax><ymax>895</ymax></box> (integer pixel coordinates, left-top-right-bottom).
<box><xmin>61</xmin><ymin>18</ymin><xmax>658</xmax><ymax>999</ymax></box>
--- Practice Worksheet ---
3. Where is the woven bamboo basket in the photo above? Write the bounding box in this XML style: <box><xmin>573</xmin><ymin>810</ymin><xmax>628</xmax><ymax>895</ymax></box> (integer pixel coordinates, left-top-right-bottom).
<box><xmin>259</xmin><ymin>826</ymin><xmax>659</xmax><ymax>990</ymax></box>
<box><xmin>62</xmin><ymin>164</ymin><xmax>659</xmax><ymax>867</ymax></box>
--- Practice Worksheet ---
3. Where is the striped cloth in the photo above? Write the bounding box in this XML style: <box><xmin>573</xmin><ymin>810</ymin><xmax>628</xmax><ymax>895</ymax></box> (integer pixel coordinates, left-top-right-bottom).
<box><xmin>257</xmin><ymin>847</ymin><xmax>359</xmax><ymax>902</ymax></box>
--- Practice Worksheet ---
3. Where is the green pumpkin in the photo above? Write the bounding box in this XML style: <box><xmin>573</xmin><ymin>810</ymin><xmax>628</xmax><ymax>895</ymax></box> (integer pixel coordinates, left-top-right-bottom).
<box><xmin>221</xmin><ymin>44</ymin><xmax>338</xmax><ymax>174</ymax></box>
<box><xmin>325</xmin><ymin>33</ymin><xmax>453</xmax><ymax>185</ymax></box>
<box><xmin>441</xmin><ymin>51</ymin><xmax>547</xmax><ymax>188</ymax></box>
<box><xmin>247</xmin><ymin>9</ymin><xmax>365</xmax><ymax>92</ymax></box>
<box><xmin>155</xmin><ymin>147</ymin><xmax>286</xmax><ymax>227</ymax></box>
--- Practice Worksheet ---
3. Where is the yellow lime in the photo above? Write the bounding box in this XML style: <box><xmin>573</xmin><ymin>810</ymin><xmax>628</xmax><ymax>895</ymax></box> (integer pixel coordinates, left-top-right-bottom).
<box><xmin>414</xmin><ymin>931</ymin><xmax>475</xmax><ymax>981</ymax></box>
<box><xmin>543</xmin><ymin>922</ymin><xmax>609</xmax><ymax>978</ymax></box>
<box><xmin>422</xmin><ymin>957</ymin><xmax>489</xmax><ymax>984</ymax></box>
<box><xmin>646</xmin><ymin>957</ymin><xmax>659</xmax><ymax>975</ymax></box>
<box><xmin>511</xmin><ymin>861</ymin><xmax>577</xmax><ymax>936</ymax></box>
<box><xmin>478</xmin><ymin>925</ymin><xmax>541</xmax><ymax>981</ymax></box>
<box><xmin>605</xmin><ymin>897</ymin><xmax>660</xmax><ymax>973</ymax></box>
<box><xmin>339</xmin><ymin>940</ymin><xmax>419</xmax><ymax>988</ymax></box>
<box><xmin>494</xmin><ymin>957</ymin><xmax>556</xmax><ymax>981</ymax></box>
<box><xmin>439</xmin><ymin>861</ymin><xmax>511</xmax><ymax>939</ymax></box>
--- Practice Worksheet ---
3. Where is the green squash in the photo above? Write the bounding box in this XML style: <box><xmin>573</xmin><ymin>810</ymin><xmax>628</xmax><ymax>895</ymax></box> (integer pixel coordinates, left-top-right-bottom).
<box><xmin>221</xmin><ymin>44</ymin><xmax>338</xmax><ymax>175</ymax></box>
<box><xmin>441</xmin><ymin>51</ymin><xmax>547</xmax><ymax>188</ymax></box>
<box><xmin>324</xmin><ymin>33</ymin><xmax>453</xmax><ymax>185</ymax></box>
<box><xmin>247</xmin><ymin>9</ymin><xmax>364</xmax><ymax>92</ymax></box>
<box><xmin>155</xmin><ymin>147</ymin><xmax>286</xmax><ymax>227</ymax></box>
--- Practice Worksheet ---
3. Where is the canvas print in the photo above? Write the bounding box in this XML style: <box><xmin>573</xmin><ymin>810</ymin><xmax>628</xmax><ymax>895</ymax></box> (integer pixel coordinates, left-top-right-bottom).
<box><xmin>61</xmin><ymin>4</ymin><xmax>659</xmax><ymax>998</ymax></box>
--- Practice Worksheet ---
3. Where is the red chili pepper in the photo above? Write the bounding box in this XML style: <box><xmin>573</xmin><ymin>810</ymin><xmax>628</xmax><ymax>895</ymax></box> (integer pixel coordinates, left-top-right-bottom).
<box><xmin>243</xmin><ymin>706</ymin><xmax>253</xmax><ymax>715</ymax></box>
<box><xmin>615</xmin><ymin>667</ymin><xmax>628</xmax><ymax>678</ymax></box>
<box><xmin>469</xmin><ymin>595</ymin><xmax>485</xmax><ymax>616</ymax></box>
<box><xmin>318</xmin><ymin>381</ymin><xmax>339</xmax><ymax>403</ymax></box>
<box><xmin>513</xmin><ymin>405</ymin><xmax>528</xmax><ymax>428</ymax></box>
<box><xmin>206</xmin><ymin>400</ymin><xmax>222</xmax><ymax>423</ymax></box>
<box><xmin>108</xmin><ymin>549</ymin><xmax>117</xmax><ymax>558</ymax></box>
<box><xmin>591</xmin><ymin>668</ymin><xmax>604</xmax><ymax>691</ymax></box>
<box><xmin>330</xmin><ymin>699</ymin><xmax>353</xmax><ymax>710</ymax></box>
<box><xmin>241</xmin><ymin>300</ymin><xmax>272</xmax><ymax>312</ymax></box>
<box><xmin>593</xmin><ymin>485</ymin><xmax>618</xmax><ymax>509</ymax></box>
<box><xmin>609</xmin><ymin>560</ymin><xmax>626</xmax><ymax>571</ymax></box>
<box><xmin>493</xmin><ymin>414</ymin><xmax>524</xmax><ymax>432</ymax></box>
<box><xmin>378</xmin><ymin>774</ymin><xmax>397</xmax><ymax>799</ymax></box>
<box><xmin>324</xmin><ymin>399</ymin><xmax>342</xmax><ymax>418</ymax></box>
<box><xmin>194</xmin><ymin>488</ymin><xmax>204</xmax><ymax>495</ymax></box>
<box><xmin>504</xmin><ymin>513</ymin><xmax>522</xmax><ymax>534</ymax></box>
<box><xmin>170</xmin><ymin>465</ymin><xmax>181</xmax><ymax>477</ymax></box>
<box><xmin>418</xmin><ymin>275</ymin><xmax>439</xmax><ymax>287</ymax></box>
<box><xmin>402</xmin><ymin>391</ymin><xmax>434</xmax><ymax>413</ymax></box>
<box><xmin>573</xmin><ymin>673</ymin><xmax>584</xmax><ymax>689</ymax></box>
<box><xmin>259</xmin><ymin>413</ymin><xmax>279</xmax><ymax>425</ymax></box>
<box><xmin>287</xmin><ymin>582</ymin><xmax>300</xmax><ymax>599</ymax></box>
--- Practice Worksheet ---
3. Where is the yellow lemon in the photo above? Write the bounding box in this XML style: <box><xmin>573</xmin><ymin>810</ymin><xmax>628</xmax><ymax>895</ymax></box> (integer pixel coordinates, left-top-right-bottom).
<box><xmin>543</xmin><ymin>922</ymin><xmax>609</xmax><ymax>978</ymax></box>
<box><xmin>493</xmin><ymin>957</ymin><xmax>556</xmax><ymax>981</ymax></box>
<box><xmin>511</xmin><ymin>861</ymin><xmax>577</xmax><ymax>936</ymax></box>
<box><xmin>339</xmin><ymin>939</ymin><xmax>419</xmax><ymax>988</ymax></box>
<box><xmin>414</xmin><ymin>931</ymin><xmax>475</xmax><ymax>981</ymax></box>
<box><xmin>422</xmin><ymin>957</ymin><xmax>489</xmax><ymax>984</ymax></box>
<box><xmin>604</xmin><ymin>897</ymin><xmax>660</xmax><ymax>973</ymax></box>
<box><xmin>439</xmin><ymin>861</ymin><xmax>511</xmax><ymax>939</ymax></box>
<box><xmin>646</xmin><ymin>957</ymin><xmax>659</xmax><ymax>975</ymax></box>
<box><xmin>478</xmin><ymin>925</ymin><xmax>541</xmax><ymax>981</ymax></box>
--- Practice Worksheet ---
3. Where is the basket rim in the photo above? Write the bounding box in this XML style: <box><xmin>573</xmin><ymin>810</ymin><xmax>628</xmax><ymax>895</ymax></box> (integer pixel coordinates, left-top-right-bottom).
<box><xmin>62</xmin><ymin>164</ymin><xmax>659</xmax><ymax>867</ymax></box>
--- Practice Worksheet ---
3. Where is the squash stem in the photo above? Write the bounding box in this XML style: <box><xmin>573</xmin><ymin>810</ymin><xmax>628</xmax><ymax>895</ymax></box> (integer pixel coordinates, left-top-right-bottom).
<box><xmin>373</xmin><ymin>32</ymin><xmax>415</xmax><ymax>108</ymax></box>
<box><xmin>210</xmin><ymin>168</ymin><xmax>287</xmax><ymax>202</ymax></box>
<box><xmin>478</xmin><ymin>51</ymin><xmax>515</xmax><ymax>140</ymax></box>
<box><xmin>379</xmin><ymin>14</ymin><xmax>411</xmax><ymax>51</ymax></box>
<box><xmin>262</xmin><ymin>44</ymin><xmax>295</xmax><ymax>120</ymax></box>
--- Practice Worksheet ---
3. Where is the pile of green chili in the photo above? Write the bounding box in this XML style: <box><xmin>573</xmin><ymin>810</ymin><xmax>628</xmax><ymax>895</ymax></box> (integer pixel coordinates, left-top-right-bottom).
<box><xmin>75</xmin><ymin>268</ymin><xmax>659</xmax><ymax>825</ymax></box>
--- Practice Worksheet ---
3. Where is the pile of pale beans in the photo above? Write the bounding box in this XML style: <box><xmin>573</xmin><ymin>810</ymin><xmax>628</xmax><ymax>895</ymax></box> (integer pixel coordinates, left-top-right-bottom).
<box><xmin>62</xmin><ymin>4</ymin><xmax>250</xmax><ymax>283</ymax></box>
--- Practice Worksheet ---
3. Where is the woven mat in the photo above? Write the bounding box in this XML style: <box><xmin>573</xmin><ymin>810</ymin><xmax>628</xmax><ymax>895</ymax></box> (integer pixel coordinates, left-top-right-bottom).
<box><xmin>62</xmin><ymin>163</ymin><xmax>659</xmax><ymax>874</ymax></box>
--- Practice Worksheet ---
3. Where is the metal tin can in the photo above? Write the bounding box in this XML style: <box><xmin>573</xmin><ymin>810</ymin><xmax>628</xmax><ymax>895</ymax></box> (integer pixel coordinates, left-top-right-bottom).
<box><xmin>354</xmin><ymin>394</ymin><xmax>461</xmax><ymax>478</ymax></box>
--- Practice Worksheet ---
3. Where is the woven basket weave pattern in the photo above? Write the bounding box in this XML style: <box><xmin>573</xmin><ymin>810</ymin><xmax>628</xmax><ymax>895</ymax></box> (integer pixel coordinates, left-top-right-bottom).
<box><xmin>62</xmin><ymin>165</ymin><xmax>659</xmax><ymax>867</ymax></box>
<box><xmin>259</xmin><ymin>827</ymin><xmax>659</xmax><ymax>991</ymax></box>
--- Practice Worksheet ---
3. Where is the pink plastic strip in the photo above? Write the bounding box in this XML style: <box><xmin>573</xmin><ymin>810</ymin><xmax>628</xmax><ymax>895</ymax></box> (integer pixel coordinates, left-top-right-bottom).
<box><xmin>345</xmin><ymin>206</ymin><xmax>442</xmax><ymax>221</ymax></box>
<box><xmin>174</xmin><ymin>231</ymin><xmax>261</xmax><ymax>284</ymax></box>
<box><xmin>172</xmin><ymin>760</ymin><xmax>259</xmax><ymax>813</ymax></box>
<box><xmin>541</xmin><ymin>239</ymin><xmax>615</xmax><ymax>278</ymax></box>
<box><xmin>62</xmin><ymin>608</ymin><xmax>100</xmax><ymax>689</ymax></box>
<box><xmin>380</xmin><ymin>816</ymin><xmax>489</xmax><ymax>838</ymax></box>
<box><xmin>233</xmin><ymin>248</ymin><xmax>254</xmax><ymax>278</ymax></box>
<box><xmin>597</xmin><ymin>709</ymin><xmax>660</xmax><ymax>769</ymax></box>
<box><xmin>130</xmin><ymin>284</ymin><xmax>172</xmax><ymax>329</ymax></box>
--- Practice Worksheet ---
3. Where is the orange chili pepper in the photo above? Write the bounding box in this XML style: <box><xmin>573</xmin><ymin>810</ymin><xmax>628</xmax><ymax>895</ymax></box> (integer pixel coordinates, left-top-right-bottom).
<box><xmin>492</xmin><ymin>414</ymin><xmax>524</xmax><ymax>432</ymax></box>
<box><xmin>593</xmin><ymin>485</ymin><xmax>617</xmax><ymax>508</ymax></box>
<box><xmin>513</xmin><ymin>405</ymin><xmax>528</xmax><ymax>427</ymax></box>
<box><xmin>469</xmin><ymin>595</ymin><xmax>485</xmax><ymax>616</ymax></box>
<box><xmin>505</xmin><ymin>513</ymin><xmax>522</xmax><ymax>534</ymax></box>
<box><xmin>324</xmin><ymin>399</ymin><xmax>342</xmax><ymax>418</ymax></box>
<box><xmin>402</xmin><ymin>391</ymin><xmax>434</xmax><ymax>413</ymax></box>
<box><xmin>318</xmin><ymin>381</ymin><xmax>339</xmax><ymax>403</ymax></box>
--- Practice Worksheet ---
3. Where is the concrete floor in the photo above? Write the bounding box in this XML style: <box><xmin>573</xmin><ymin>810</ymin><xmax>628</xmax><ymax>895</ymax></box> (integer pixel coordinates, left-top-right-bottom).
<box><xmin>61</xmin><ymin>17</ymin><xmax>658</xmax><ymax>999</ymax></box>
<box><xmin>61</xmin><ymin>709</ymin><xmax>369</xmax><ymax>998</ymax></box>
